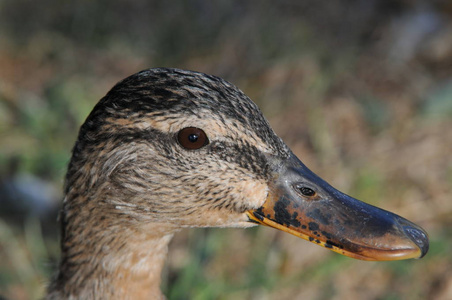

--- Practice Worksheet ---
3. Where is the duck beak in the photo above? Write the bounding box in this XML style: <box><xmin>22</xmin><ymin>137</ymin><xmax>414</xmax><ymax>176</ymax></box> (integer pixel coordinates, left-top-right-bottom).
<box><xmin>247</xmin><ymin>152</ymin><xmax>429</xmax><ymax>261</ymax></box>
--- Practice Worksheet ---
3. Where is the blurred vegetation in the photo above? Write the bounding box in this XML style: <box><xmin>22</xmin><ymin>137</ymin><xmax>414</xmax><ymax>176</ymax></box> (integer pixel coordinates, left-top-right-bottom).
<box><xmin>1</xmin><ymin>0</ymin><xmax>452</xmax><ymax>299</ymax></box>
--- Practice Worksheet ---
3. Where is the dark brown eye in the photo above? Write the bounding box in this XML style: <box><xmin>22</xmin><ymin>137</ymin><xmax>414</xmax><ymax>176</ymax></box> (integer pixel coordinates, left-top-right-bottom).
<box><xmin>177</xmin><ymin>127</ymin><xmax>209</xmax><ymax>150</ymax></box>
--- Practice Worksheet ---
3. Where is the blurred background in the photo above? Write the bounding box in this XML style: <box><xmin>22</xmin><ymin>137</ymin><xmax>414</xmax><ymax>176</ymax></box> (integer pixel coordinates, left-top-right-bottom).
<box><xmin>1</xmin><ymin>0</ymin><xmax>451</xmax><ymax>299</ymax></box>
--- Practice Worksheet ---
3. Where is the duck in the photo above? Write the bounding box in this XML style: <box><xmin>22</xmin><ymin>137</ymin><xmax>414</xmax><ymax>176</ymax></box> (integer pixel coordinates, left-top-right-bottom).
<box><xmin>46</xmin><ymin>68</ymin><xmax>429</xmax><ymax>299</ymax></box>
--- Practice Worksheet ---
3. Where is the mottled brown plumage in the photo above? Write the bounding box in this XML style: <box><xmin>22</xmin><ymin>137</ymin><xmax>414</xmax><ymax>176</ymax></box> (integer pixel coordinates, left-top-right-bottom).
<box><xmin>47</xmin><ymin>68</ymin><xmax>428</xmax><ymax>299</ymax></box>
<box><xmin>48</xmin><ymin>68</ymin><xmax>285</xmax><ymax>299</ymax></box>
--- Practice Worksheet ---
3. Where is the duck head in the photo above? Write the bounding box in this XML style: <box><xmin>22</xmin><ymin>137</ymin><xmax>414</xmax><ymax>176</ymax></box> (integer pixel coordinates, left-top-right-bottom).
<box><xmin>64</xmin><ymin>67</ymin><xmax>428</xmax><ymax>265</ymax></box>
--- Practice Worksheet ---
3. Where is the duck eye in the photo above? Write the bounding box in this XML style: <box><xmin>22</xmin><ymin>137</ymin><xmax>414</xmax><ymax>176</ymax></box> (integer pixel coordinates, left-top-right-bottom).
<box><xmin>177</xmin><ymin>127</ymin><xmax>209</xmax><ymax>150</ymax></box>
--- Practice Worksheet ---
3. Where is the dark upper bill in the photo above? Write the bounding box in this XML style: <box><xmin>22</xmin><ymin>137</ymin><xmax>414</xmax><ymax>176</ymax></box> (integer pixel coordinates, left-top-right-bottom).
<box><xmin>247</xmin><ymin>152</ymin><xmax>429</xmax><ymax>261</ymax></box>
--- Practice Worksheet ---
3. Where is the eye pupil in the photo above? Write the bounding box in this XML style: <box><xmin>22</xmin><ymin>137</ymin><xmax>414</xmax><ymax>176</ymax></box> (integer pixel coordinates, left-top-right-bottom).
<box><xmin>177</xmin><ymin>127</ymin><xmax>209</xmax><ymax>150</ymax></box>
<box><xmin>188</xmin><ymin>134</ymin><xmax>199</xmax><ymax>143</ymax></box>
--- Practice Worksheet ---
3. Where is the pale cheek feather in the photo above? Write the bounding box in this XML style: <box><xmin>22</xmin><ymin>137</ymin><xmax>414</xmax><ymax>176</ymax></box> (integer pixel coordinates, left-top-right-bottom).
<box><xmin>231</xmin><ymin>179</ymin><xmax>268</xmax><ymax>210</ymax></box>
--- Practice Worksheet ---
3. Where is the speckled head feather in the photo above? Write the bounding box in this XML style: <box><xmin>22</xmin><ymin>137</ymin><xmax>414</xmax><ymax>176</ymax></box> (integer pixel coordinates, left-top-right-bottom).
<box><xmin>65</xmin><ymin>68</ymin><xmax>290</xmax><ymax>216</ymax></box>
<box><xmin>72</xmin><ymin>67</ymin><xmax>289</xmax><ymax>166</ymax></box>
<box><xmin>52</xmin><ymin>68</ymin><xmax>292</xmax><ymax>298</ymax></box>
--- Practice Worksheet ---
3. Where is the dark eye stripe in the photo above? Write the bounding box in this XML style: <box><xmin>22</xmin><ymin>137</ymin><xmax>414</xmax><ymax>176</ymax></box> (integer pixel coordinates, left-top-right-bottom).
<box><xmin>177</xmin><ymin>127</ymin><xmax>209</xmax><ymax>150</ymax></box>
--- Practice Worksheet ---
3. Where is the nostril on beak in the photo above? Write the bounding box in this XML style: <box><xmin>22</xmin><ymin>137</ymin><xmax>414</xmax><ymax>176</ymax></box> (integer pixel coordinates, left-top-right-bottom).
<box><xmin>403</xmin><ymin>226</ymin><xmax>429</xmax><ymax>258</ymax></box>
<box><xmin>293</xmin><ymin>184</ymin><xmax>316</xmax><ymax>197</ymax></box>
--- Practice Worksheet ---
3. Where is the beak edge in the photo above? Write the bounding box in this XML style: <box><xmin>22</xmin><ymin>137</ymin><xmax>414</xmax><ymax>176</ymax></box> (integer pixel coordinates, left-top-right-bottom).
<box><xmin>246</xmin><ymin>211</ymin><xmax>423</xmax><ymax>261</ymax></box>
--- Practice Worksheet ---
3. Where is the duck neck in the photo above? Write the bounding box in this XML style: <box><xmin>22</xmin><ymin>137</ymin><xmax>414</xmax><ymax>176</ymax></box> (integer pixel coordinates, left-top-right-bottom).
<box><xmin>48</xmin><ymin>213</ymin><xmax>176</xmax><ymax>299</ymax></box>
